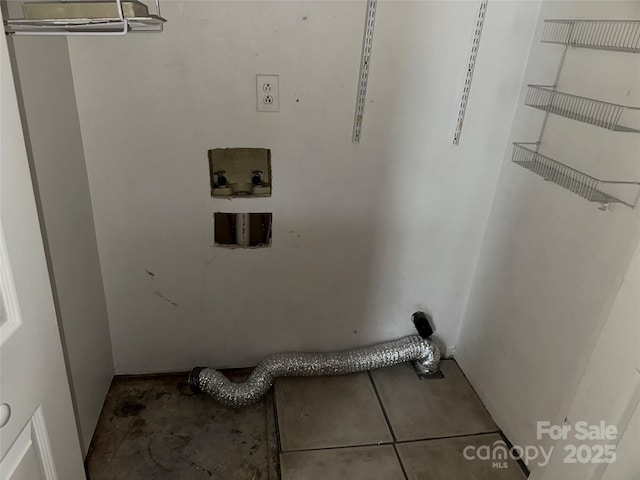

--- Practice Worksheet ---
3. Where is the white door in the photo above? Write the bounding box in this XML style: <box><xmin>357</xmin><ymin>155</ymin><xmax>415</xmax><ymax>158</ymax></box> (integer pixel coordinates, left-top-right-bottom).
<box><xmin>534</xmin><ymin>239</ymin><xmax>640</xmax><ymax>480</ymax></box>
<box><xmin>0</xmin><ymin>11</ymin><xmax>86</xmax><ymax>480</ymax></box>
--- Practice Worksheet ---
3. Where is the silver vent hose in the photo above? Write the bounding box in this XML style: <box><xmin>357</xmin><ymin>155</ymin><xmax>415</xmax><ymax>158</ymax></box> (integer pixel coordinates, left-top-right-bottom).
<box><xmin>189</xmin><ymin>312</ymin><xmax>440</xmax><ymax>407</ymax></box>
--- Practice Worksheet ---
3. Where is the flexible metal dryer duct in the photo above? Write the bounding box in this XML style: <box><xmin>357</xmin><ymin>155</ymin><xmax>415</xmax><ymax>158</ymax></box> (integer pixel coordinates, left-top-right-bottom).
<box><xmin>189</xmin><ymin>312</ymin><xmax>441</xmax><ymax>407</ymax></box>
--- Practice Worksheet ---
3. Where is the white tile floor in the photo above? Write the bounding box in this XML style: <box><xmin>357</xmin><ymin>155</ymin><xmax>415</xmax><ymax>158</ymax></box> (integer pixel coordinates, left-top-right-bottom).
<box><xmin>275</xmin><ymin>371</ymin><xmax>392</xmax><ymax>451</ymax></box>
<box><xmin>275</xmin><ymin>360</ymin><xmax>527</xmax><ymax>480</ymax></box>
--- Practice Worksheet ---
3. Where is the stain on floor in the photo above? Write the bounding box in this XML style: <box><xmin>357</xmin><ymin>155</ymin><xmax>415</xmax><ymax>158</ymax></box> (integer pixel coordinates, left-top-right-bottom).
<box><xmin>86</xmin><ymin>371</ymin><xmax>279</xmax><ymax>480</ymax></box>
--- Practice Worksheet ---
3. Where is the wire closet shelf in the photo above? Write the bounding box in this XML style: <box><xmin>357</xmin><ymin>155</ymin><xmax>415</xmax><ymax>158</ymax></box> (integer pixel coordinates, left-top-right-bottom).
<box><xmin>525</xmin><ymin>85</ymin><xmax>640</xmax><ymax>133</ymax></box>
<box><xmin>4</xmin><ymin>0</ymin><xmax>166</xmax><ymax>35</ymax></box>
<box><xmin>511</xmin><ymin>143</ymin><xmax>640</xmax><ymax>209</ymax></box>
<box><xmin>542</xmin><ymin>19</ymin><xmax>640</xmax><ymax>53</ymax></box>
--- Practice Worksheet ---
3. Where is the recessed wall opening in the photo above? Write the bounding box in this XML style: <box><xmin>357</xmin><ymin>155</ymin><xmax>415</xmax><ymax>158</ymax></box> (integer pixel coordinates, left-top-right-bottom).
<box><xmin>209</xmin><ymin>148</ymin><xmax>272</xmax><ymax>198</ymax></box>
<box><xmin>214</xmin><ymin>213</ymin><xmax>272</xmax><ymax>248</ymax></box>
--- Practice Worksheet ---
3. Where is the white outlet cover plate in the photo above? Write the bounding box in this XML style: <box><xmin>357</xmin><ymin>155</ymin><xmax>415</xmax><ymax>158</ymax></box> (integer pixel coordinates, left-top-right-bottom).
<box><xmin>256</xmin><ymin>74</ymin><xmax>279</xmax><ymax>112</ymax></box>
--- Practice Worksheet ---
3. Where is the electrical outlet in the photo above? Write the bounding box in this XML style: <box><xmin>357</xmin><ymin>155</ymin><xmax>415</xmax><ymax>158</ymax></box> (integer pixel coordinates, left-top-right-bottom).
<box><xmin>256</xmin><ymin>74</ymin><xmax>279</xmax><ymax>112</ymax></box>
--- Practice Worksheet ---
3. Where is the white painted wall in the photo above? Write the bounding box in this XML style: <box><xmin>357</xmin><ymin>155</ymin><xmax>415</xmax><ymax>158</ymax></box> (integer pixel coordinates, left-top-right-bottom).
<box><xmin>9</xmin><ymin>37</ymin><xmax>114</xmax><ymax>454</ymax></box>
<box><xmin>456</xmin><ymin>1</ymin><xmax>640</xmax><ymax>476</ymax></box>
<box><xmin>67</xmin><ymin>0</ymin><xmax>540</xmax><ymax>373</ymax></box>
<box><xmin>534</xmin><ymin>238</ymin><xmax>640</xmax><ymax>479</ymax></box>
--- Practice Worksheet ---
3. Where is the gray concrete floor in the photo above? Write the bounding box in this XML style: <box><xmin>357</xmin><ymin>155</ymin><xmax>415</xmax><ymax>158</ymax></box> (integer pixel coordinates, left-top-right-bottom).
<box><xmin>86</xmin><ymin>371</ymin><xmax>278</xmax><ymax>480</ymax></box>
